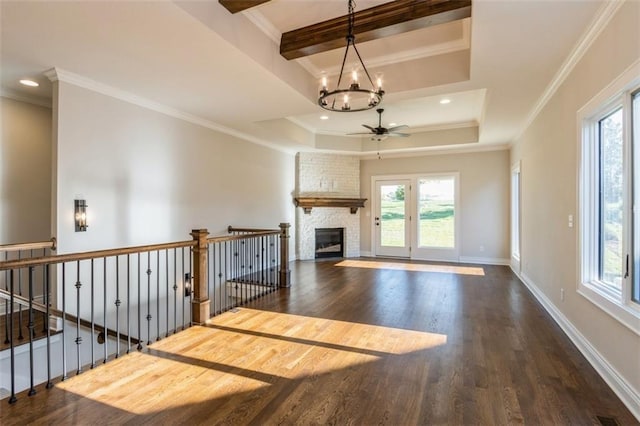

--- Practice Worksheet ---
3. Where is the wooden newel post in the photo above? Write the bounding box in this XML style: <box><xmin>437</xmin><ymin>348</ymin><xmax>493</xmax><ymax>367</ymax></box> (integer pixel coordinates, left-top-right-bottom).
<box><xmin>279</xmin><ymin>222</ymin><xmax>291</xmax><ymax>288</ymax></box>
<box><xmin>190</xmin><ymin>229</ymin><xmax>210</xmax><ymax>324</ymax></box>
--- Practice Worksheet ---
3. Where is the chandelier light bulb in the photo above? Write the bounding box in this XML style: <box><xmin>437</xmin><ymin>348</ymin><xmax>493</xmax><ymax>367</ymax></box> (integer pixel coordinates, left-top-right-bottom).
<box><xmin>316</xmin><ymin>0</ymin><xmax>384</xmax><ymax>112</ymax></box>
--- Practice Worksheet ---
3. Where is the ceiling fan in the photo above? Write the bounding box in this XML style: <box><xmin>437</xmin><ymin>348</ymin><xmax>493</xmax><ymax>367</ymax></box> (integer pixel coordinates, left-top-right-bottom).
<box><xmin>349</xmin><ymin>108</ymin><xmax>410</xmax><ymax>141</ymax></box>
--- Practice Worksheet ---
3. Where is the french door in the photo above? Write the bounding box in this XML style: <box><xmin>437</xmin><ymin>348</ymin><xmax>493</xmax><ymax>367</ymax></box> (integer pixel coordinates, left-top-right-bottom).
<box><xmin>374</xmin><ymin>180</ymin><xmax>411</xmax><ymax>257</ymax></box>
<box><xmin>373</xmin><ymin>174</ymin><xmax>459</xmax><ymax>261</ymax></box>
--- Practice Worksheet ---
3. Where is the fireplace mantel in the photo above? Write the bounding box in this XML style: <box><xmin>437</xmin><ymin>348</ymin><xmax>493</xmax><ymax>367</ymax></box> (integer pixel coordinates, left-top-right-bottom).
<box><xmin>294</xmin><ymin>197</ymin><xmax>367</xmax><ymax>214</ymax></box>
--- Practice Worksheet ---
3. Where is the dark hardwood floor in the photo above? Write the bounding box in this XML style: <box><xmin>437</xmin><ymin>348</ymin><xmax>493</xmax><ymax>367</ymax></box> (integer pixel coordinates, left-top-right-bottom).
<box><xmin>0</xmin><ymin>308</ymin><xmax>53</xmax><ymax>352</ymax></box>
<box><xmin>1</xmin><ymin>259</ymin><xmax>637</xmax><ymax>425</ymax></box>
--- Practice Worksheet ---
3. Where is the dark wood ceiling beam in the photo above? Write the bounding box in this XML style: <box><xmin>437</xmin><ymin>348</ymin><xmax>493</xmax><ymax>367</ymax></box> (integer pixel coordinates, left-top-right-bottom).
<box><xmin>280</xmin><ymin>0</ymin><xmax>472</xmax><ymax>60</ymax></box>
<box><xmin>219</xmin><ymin>0</ymin><xmax>271</xmax><ymax>14</ymax></box>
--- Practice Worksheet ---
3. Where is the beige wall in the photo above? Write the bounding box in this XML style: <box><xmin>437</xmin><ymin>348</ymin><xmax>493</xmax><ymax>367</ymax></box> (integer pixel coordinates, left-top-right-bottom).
<box><xmin>53</xmin><ymin>81</ymin><xmax>295</xmax><ymax>254</ymax></box>
<box><xmin>0</xmin><ymin>97</ymin><xmax>52</xmax><ymax>244</ymax></box>
<box><xmin>510</xmin><ymin>0</ymin><xmax>640</xmax><ymax>408</ymax></box>
<box><xmin>360</xmin><ymin>149</ymin><xmax>510</xmax><ymax>262</ymax></box>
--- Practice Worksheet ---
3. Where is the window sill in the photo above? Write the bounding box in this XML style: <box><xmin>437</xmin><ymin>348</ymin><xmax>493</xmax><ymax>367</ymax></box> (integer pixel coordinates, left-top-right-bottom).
<box><xmin>578</xmin><ymin>282</ymin><xmax>640</xmax><ymax>336</ymax></box>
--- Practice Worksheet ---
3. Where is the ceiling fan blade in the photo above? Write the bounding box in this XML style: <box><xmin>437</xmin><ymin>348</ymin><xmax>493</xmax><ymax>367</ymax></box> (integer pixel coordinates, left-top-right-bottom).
<box><xmin>388</xmin><ymin>133</ymin><xmax>410</xmax><ymax>137</ymax></box>
<box><xmin>362</xmin><ymin>124</ymin><xmax>375</xmax><ymax>131</ymax></box>
<box><xmin>347</xmin><ymin>132</ymin><xmax>375</xmax><ymax>135</ymax></box>
<box><xmin>387</xmin><ymin>125</ymin><xmax>409</xmax><ymax>132</ymax></box>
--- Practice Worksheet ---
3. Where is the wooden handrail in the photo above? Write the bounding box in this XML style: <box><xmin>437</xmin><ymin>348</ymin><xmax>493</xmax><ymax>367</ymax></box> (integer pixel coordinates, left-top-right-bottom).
<box><xmin>227</xmin><ymin>226</ymin><xmax>279</xmax><ymax>233</ymax></box>
<box><xmin>0</xmin><ymin>289</ymin><xmax>140</xmax><ymax>344</ymax></box>
<box><xmin>208</xmin><ymin>230</ymin><xmax>279</xmax><ymax>244</ymax></box>
<box><xmin>0</xmin><ymin>238</ymin><xmax>56</xmax><ymax>253</ymax></box>
<box><xmin>0</xmin><ymin>240</ymin><xmax>195</xmax><ymax>271</ymax></box>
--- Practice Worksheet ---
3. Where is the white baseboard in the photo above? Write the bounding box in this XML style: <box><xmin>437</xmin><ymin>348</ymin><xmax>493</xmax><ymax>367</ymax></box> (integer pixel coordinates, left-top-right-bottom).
<box><xmin>514</xmin><ymin>269</ymin><xmax>640</xmax><ymax>422</ymax></box>
<box><xmin>459</xmin><ymin>256</ymin><xmax>510</xmax><ymax>265</ymax></box>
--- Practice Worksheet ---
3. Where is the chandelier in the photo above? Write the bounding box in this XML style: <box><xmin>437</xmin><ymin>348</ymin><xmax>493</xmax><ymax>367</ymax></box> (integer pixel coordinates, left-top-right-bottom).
<box><xmin>318</xmin><ymin>0</ymin><xmax>384</xmax><ymax>112</ymax></box>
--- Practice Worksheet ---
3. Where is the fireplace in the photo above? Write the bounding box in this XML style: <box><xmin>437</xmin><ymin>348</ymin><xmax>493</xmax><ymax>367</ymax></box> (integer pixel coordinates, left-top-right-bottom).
<box><xmin>315</xmin><ymin>228</ymin><xmax>344</xmax><ymax>259</ymax></box>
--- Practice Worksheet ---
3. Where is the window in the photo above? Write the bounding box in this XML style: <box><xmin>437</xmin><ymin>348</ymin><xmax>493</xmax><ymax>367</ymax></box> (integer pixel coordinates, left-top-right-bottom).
<box><xmin>511</xmin><ymin>162</ymin><xmax>521</xmax><ymax>270</ymax></box>
<box><xmin>578</xmin><ymin>66</ymin><xmax>640</xmax><ymax>333</ymax></box>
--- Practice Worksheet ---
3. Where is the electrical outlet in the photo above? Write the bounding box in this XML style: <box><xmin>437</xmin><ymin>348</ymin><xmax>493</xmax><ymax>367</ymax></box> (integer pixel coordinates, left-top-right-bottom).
<box><xmin>560</xmin><ymin>288</ymin><xmax>565</xmax><ymax>301</ymax></box>
<box><xmin>479</xmin><ymin>245</ymin><xmax>485</xmax><ymax>252</ymax></box>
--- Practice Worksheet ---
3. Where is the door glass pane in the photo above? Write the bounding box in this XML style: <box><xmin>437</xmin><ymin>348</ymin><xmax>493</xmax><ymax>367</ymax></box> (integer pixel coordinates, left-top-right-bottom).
<box><xmin>380</xmin><ymin>184</ymin><xmax>405</xmax><ymax>247</ymax></box>
<box><xmin>633</xmin><ymin>91</ymin><xmax>640</xmax><ymax>302</ymax></box>
<box><xmin>599</xmin><ymin>108</ymin><xmax>623</xmax><ymax>291</ymax></box>
<box><xmin>419</xmin><ymin>177</ymin><xmax>455</xmax><ymax>248</ymax></box>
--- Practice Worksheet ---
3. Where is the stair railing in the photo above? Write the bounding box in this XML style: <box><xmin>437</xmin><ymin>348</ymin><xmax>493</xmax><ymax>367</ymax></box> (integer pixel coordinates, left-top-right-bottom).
<box><xmin>0</xmin><ymin>223</ymin><xmax>291</xmax><ymax>404</ymax></box>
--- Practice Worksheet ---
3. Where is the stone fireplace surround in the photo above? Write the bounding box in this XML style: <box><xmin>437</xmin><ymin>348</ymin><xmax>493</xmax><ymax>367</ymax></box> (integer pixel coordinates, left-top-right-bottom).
<box><xmin>295</xmin><ymin>153</ymin><xmax>362</xmax><ymax>260</ymax></box>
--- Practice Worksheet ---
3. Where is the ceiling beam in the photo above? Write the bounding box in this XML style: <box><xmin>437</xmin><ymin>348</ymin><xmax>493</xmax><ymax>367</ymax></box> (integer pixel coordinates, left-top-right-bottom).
<box><xmin>219</xmin><ymin>0</ymin><xmax>271</xmax><ymax>14</ymax></box>
<box><xmin>280</xmin><ymin>0</ymin><xmax>472</xmax><ymax>60</ymax></box>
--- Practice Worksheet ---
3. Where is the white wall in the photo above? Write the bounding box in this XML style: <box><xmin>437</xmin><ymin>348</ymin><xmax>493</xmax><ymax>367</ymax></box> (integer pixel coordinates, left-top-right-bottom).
<box><xmin>52</xmin><ymin>81</ymin><xmax>295</xmax><ymax>254</ymax></box>
<box><xmin>0</xmin><ymin>97</ymin><xmax>52</xmax><ymax>244</ymax></box>
<box><xmin>510</xmin><ymin>0</ymin><xmax>640</xmax><ymax>415</ymax></box>
<box><xmin>360</xmin><ymin>149</ymin><xmax>510</xmax><ymax>262</ymax></box>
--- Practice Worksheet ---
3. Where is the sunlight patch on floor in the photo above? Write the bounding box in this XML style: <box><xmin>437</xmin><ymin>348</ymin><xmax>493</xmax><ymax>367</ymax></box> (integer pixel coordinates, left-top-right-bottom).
<box><xmin>53</xmin><ymin>308</ymin><xmax>446</xmax><ymax>415</ymax></box>
<box><xmin>336</xmin><ymin>259</ymin><xmax>485</xmax><ymax>276</ymax></box>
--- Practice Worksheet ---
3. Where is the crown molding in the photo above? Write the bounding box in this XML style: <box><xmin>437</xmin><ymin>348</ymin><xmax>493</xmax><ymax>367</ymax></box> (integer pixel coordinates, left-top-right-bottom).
<box><xmin>513</xmin><ymin>0</ymin><xmax>625</xmax><ymax>143</ymax></box>
<box><xmin>44</xmin><ymin>67</ymin><xmax>296</xmax><ymax>155</ymax></box>
<box><xmin>0</xmin><ymin>88</ymin><xmax>52</xmax><ymax>109</ymax></box>
<box><xmin>243</xmin><ymin>9</ymin><xmax>281</xmax><ymax>44</ymax></box>
<box><xmin>305</xmin><ymin>141</ymin><xmax>509</xmax><ymax>159</ymax></box>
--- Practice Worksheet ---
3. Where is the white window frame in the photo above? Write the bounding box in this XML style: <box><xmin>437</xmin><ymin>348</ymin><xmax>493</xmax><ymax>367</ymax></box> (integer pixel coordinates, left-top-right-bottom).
<box><xmin>511</xmin><ymin>161</ymin><xmax>521</xmax><ymax>273</ymax></box>
<box><xmin>577</xmin><ymin>60</ymin><xmax>640</xmax><ymax>335</ymax></box>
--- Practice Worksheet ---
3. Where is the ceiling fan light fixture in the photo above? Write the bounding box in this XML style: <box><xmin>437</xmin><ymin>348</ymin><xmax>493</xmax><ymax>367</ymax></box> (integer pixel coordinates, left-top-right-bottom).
<box><xmin>318</xmin><ymin>0</ymin><xmax>384</xmax><ymax>112</ymax></box>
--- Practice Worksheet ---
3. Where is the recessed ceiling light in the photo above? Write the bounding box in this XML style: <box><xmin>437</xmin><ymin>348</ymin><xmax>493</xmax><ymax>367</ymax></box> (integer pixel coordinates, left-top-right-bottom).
<box><xmin>440</xmin><ymin>98</ymin><xmax>451</xmax><ymax>104</ymax></box>
<box><xmin>388</xmin><ymin>122</ymin><xmax>397</xmax><ymax>126</ymax></box>
<box><xmin>19</xmin><ymin>79</ymin><xmax>39</xmax><ymax>87</ymax></box>
<box><xmin>320</xmin><ymin>115</ymin><xmax>329</xmax><ymax>120</ymax></box>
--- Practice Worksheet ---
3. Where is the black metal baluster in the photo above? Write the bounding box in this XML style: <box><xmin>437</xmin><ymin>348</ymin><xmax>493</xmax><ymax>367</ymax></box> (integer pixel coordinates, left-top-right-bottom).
<box><xmin>146</xmin><ymin>252</ymin><xmax>152</xmax><ymax>345</ymax></box>
<box><xmin>173</xmin><ymin>248</ymin><xmax>177</xmax><ymax>334</ymax></box>
<box><xmin>226</xmin><ymin>241</ymin><xmax>230</xmax><ymax>312</ymax></box>
<box><xmin>219</xmin><ymin>243</ymin><xmax>223</xmax><ymax>314</ymax></box>
<box><xmin>45</xmin><ymin>264</ymin><xmax>52</xmax><ymax>388</ymax></box>
<box><xmin>4</xmin><ymin>251</ymin><xmax>9</xmax><ymax>345</ymax></box>
<box><xmin>126</xmin><ymin>254</ymin><xmax>131</xmax><ymax>354</ymax></box>
<box><xmin>261</xmin><ymin>236</ymin><xmax>265</xmax><ymax>285</ymax></box>
<box><xmin>210</xmin><ymin>244</ymin><xmax>214</xmax><ymax>317</ymax></box>
<box><xmin>165</xmin><ymin>249</ymin><xmax>169</xmax><ymax>338</ymax></box>
<box><xmin>62</xmin><ymin>263</ymin><xmax>67</xmax><ymax>380</ymax></box>
<box><xmin>156</xmin><ymin>251</ymin><xmax>160</xmax><ymax>341</ymax></box>
<box><xmin>181</xmin><ymin>247</ymin><xmax>186</xmax><ymax>330</ymax></box>
<box><xmin>115</xmin><ymin>258</ymin><xmax>121</xmax><ymax>358</ymax></box>
<box><xmin>91</xmin><ymin>258</ymin><xmax>95</xmax><ymax>368</ymax></box>
<box><xmin>189</xmin><ymin>246</ymin><xmax>192</xmax><ymax>326</ymax></box>
<box><xmin>9</xmin><ymin>269</ymin><xmax>17</xmax><ymax>404</ymax></box>
<box><xmin>18</xmin><ymin>251</ymin><xmax>23</xmax><ymax>340</ymax></box>
<box><xmin>208</xmin><ymin>244</ymin><xmax>212</xmax><ymax>314</ymax></box>
<box><xmin>42</xmin><ymin>249</ymin><xmax>48</xmax><ymax>333</ymax></box>
<box><xmin>137</xmin><ymin>253</ymin><xmax>142</xmax><ymax>351</ymax></box>
<box><xmin>75</xmin><ymin>260</ymin><xmax>83</xmax><ymax>375</ymax></box>
<box><xmin>240</xmin><ymin>239</ymin><xmax>244</xmax><ymax>305</ymax></box>
<box><xmin>103</xmin><ymin>257</ymin><xmax>108</xmax><ymax>363</ymax></box>
<box><xmin>28</xmin><ymin>266</ymin><xmax>36</xmax><ymax>396</ymax></box>
<box><xmin>273</xmin><ymin>235</ymin><xmax>278</xmax><ymax>286</ymax></box>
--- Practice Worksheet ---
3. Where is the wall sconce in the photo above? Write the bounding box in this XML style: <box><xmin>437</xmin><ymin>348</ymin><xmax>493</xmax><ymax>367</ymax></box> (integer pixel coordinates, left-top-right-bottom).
<box><xmin>74</xmin><ymin>199</ymin><xmax>88</xmax><ymax>232</ymax></box>
<box><xmin>184</xmin><ymin>273</ymin><xmax>192</xmax><ymax>297</ymax></box>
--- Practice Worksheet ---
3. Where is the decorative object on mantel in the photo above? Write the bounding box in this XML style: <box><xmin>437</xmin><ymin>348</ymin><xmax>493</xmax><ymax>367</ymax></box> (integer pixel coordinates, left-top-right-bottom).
<box><xmin>294</xmin><ymin>197</ymin><xmax>367</xmax><ymax>214</ymax></box>
<box><xmin>317</xmin><ymin>0</ymin><xmax>384</xmax><ymax>112</ymax></box>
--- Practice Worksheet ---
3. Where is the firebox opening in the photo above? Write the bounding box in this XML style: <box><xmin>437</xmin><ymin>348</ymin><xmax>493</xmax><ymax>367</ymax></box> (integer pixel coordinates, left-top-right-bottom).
<box><xmin>315</xmin><ymin>228</ymin><xmax>344</xmax><ymax>259</ymax></box>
